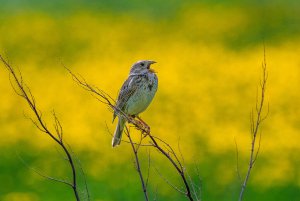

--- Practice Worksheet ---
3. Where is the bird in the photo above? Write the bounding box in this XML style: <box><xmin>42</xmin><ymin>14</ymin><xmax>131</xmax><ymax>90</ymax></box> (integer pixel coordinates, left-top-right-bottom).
<box><xmin>112</xmin><ymin>60</ymin><xmax>158</xmax><ymax>147</ymax></box>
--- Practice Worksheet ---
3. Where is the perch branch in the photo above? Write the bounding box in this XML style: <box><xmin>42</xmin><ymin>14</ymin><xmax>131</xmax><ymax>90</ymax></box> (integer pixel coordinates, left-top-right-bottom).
<box><xmin>125</xmin><ymin>126</ymin><xmax>149</xmax><ymax>201</ymax></box>
<box><xmin>66</xmin><ymin>66</ymin><xmax>196</xmax><ymax>201</ymax></box>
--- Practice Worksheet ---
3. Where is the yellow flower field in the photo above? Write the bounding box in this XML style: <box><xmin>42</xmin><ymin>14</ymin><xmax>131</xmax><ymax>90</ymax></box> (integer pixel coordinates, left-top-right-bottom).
<box><xmin>0</xmin><ymin>1</ymin><xmax>299</xmax><ymax>200</ymax></box>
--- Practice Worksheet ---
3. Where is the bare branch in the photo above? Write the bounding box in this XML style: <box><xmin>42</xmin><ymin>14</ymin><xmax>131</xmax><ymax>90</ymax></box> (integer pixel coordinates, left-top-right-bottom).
<box><xmin>125</xmin><ymin>127</ymin><xmax>149</xmax><ymax>201</ymax></box>
<box><xmin>253</xmin><ymin>131</ymin><xmax>262</xmax><ymax>164</ymax></box>
<box><xmin>154</xmin><ymin>166</ymin><xmax>186</xmax><ymax>195</ymax></box>
<box><xmin>64</xmin><ymin>66</ymin><xmax>116</xmax><ymax>108</ymax></box>
<box><xmin>24</xmin><ymin>114</ymin><xmax>47</xmax><ymax>133</ymax></box>
<box><xmin>17</xmin><ymin>152</ymin><xmax>73</xmax><ymax>187</ymax></box>
<box><xmin>69</xmin><ymin>144</ymin><xmax>91</xmax><ymax>201</ymax></box>
<box><xmin>147</xmin><ymin>134</ymin><xmax>194</xmax><ymax>200</ymax></box>
<box><xmin>52</xmin><ymin>110</ymin><xmax>63</xmax><ymax>142</ymax></box>
<box><xmin>234</xmin><ymin>137</ymin><xmax>242</xmax><ymax>184</ymax></box>
<box><xmin>0</xmin><ymin>55</ymin><xmax>84</xmax><ymax>201</ymax></box>
<box><xmin>177</xmin><ymin>137</ymin><xmax>186</xmax><ymax>169</ymax></box>
<box><xmin>66</xmin><ymin>65</ymin><xmax>196</xmax><ymax>201</ymax></box>
<box><xmin>185</xmin><ymin>168</ymin><xmax>200</xmax><ymax>201</ymax></box>
<box><xmin>104</xmin><ymin>122</ymin><xmax>153</xmax><ymax>147</ymax></box>
<box><xmin>238</xmin><ymin>47</ymin><xmax>268</xmax><ymax>201</ymax></box>
<box><xmin>145</xmin><ymin>149</ymin><xmax>151</xmax><ymax>188</ymax></box>
<box><xmin>194</xmin><ymin>164</ymin><xmax>203</xmax><ymax>201</ymax></box>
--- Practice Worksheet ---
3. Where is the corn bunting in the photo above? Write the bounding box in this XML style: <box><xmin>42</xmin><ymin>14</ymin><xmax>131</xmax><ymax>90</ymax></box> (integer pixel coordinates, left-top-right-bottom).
<box><xmin>112</xmin><ymin>60</ymin><xmax>158</xmax><ymax>147</ymax></box>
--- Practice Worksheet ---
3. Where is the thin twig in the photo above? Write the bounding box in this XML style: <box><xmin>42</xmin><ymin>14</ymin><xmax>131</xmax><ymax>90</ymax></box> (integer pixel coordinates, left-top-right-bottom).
<box><xmin>17</xmin><ymin>152</ymin><xmax>73</xmax><ymax>187</ymax></box>
<box><xmin>234</xmin><ymin>137</ymin><xmax>242</xmax><ymax>184</ymax></box>
<box><xmin>125</xmin><ymin>127</ymin><xmax>149</xmax><ymax>201</ymax></box>
<box><xmin>154</xmin><ymin>166</ymin><xmax>186</xmax><ymax>194</ymax></box>
<box><xmin>69</xmin><ymin>144</ymin><xmax>91</xmax><ymax>201</ymax></box>
<box><xmin>145</xmin><ymin>149</ymin><xmax>151</xmax><ymax>188</ymax></box>
<box><xmin>148</xmin><ymin>134</ymin><xmax>194</xmax><ymax>200</ymax></box>
<box><xmin>185</xmin><ymin>168</ymin><xmax>199</xmax><ymax>201</ymax></box>
<box><xmin>65</xmin><ymin>65</ymin><xmax>195</xmax><ymax>201</ymax></box>
<box><xmin>194</xmin><ymin>164</ymin><xmax>202</xmax><ymax>201</ymax></box>
<box><xmin>0</xmin><ymin>55</ymin><xmax>84</xmax><ymax>201</ymax></box>
<box><xmin>238</xmin><ymin>47</ymin><xmax>268</xmax><ymax>201</ymax></box>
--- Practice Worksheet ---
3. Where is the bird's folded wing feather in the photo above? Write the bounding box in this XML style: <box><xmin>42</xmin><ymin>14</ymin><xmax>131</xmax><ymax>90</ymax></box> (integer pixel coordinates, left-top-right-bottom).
<box><xmin>113</xmin><ymin>76</ymin><xmax>140</xmax><ymax>120</ymax></box>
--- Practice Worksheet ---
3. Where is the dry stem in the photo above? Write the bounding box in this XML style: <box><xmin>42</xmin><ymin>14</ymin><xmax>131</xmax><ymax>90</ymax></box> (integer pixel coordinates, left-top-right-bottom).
<box><xmin>237</xmin><ymin>49</ymin><xmax>268</xmax><ymax>201</ymax></box>
<box><xmin>125</xmin><ymin>126</ymin><xmax>149</xmax><ymax>201</ymax></box>
<box><xmin>65</xmin><ymin>66</ymin><xmax>196</xmax><ymax>201</ymax></box>
<box><xmin>0</xmin><ymin>55</ymin><xmax>86</xmax><ymax>201</ymax></box>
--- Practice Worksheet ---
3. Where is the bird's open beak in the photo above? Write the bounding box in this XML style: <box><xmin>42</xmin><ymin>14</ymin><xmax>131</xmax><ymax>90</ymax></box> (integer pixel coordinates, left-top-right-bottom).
<box><xmin>148</xmin><ymin>61</ymin><xmax>157</xmax><ymax>73</ymax></box>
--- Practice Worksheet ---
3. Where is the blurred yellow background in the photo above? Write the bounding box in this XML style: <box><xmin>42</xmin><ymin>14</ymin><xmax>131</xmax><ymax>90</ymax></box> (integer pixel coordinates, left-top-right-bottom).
<box><xmin>0</xmin><ymin>1</ymin><xmax>299</xmax><ymax>201</ymax></box>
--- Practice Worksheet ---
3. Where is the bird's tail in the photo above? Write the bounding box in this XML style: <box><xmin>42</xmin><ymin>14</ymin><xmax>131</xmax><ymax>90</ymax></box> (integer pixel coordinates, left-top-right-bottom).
<box><xmin>112</xmin><ymin>117</ymin><xmax>126</xmax><ymax>147</ymax></box>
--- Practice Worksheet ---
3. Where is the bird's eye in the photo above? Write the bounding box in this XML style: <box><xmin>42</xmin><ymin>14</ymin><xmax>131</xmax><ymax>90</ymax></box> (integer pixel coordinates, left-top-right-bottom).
<box><xmin>140</xmin><ymin>63</ymin><xmax>145</xmax><ymax>66</ymax></box>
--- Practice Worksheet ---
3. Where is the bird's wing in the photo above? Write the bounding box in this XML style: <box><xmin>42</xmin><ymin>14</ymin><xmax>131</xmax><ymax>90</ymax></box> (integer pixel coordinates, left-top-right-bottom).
<box><xmin>113</xmin><ymin>76</ymin><xmax>140</xmax><ymax>121</ymax></box>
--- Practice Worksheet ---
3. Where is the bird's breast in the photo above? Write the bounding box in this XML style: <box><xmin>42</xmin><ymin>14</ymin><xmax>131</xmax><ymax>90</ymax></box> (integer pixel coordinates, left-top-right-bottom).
<box><xmin>126</xmin><ymin>73</ymin><xmax>158</xmax><ymax>115</ymax></box>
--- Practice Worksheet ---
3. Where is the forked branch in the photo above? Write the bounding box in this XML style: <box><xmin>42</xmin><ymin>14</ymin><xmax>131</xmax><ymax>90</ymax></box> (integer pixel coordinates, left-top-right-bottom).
<box><xmin>65</xmin><ymin>66</ymin><xmax>196</xmax><ymax>201</ymax></box>
<box><xmin>125</xmin><ymin>126</ymin><xmax>149</xmax><ymax>201</ymax></box>
<box><xmin>237</xmin><ymin>49</ymin><xmax>268</xmax><ymax>201</ymax></box>
<box><xmin>0</xmin><ymin>55</ymin><xmax>87</xmax><ymax>201</ymax></box>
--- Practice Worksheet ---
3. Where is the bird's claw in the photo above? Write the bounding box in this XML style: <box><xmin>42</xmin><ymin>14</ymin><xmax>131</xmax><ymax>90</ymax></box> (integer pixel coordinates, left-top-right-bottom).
<box><xmin>142</xmin><ymin>123</ymin><xmax>150</xmax><ymax>134</ymax></box>
<box><xmin>130</xmin><ymin>117</ymin><xmax>150</xmax><ymax>134</ymax></box>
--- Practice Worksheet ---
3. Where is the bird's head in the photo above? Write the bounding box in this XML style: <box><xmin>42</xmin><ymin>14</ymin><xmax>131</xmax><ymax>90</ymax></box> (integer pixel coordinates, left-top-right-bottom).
<box><xmin>129</xmin><ymin>60</ymin><xmax>156</xmax><ymax>75</ymax></box>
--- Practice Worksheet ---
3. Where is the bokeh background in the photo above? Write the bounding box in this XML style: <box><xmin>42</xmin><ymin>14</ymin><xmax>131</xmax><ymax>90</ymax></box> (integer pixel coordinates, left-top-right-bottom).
<box><xmin>0</xmin><ymin>0</ymin><xmax>300</xmax><ymax>201</ymax></box>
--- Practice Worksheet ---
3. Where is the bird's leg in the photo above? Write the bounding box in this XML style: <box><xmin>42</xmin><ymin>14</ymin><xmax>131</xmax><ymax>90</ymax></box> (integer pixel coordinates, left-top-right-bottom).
<box><xmin>128</xmin><ymin>115</ymin><xmax>141</xmax><ymax>126</ymax></box>
<box><xmin>127</xmin><ymin>115</ymin><xmax>150</xmax><ymax>134</ymax></box>
<box><xmin>136</xmin><ymin>116</ymin><xmax>150</xmax><ymax>134</ymax></box>
<box><xmin>128</xmin><ymin>115</ymin><xmax>136</xmax><ymax>124</ymax></box>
